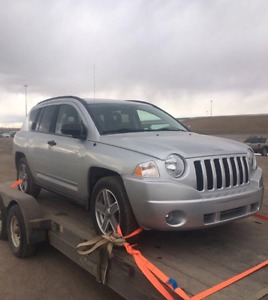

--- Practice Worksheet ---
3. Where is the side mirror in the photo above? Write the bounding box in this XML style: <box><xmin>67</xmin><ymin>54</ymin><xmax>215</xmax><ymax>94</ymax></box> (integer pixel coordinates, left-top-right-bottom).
<box><xmin>61</xmin><ymin>122</ymin><xmax>87</xmax><ymax>140</ymax></box>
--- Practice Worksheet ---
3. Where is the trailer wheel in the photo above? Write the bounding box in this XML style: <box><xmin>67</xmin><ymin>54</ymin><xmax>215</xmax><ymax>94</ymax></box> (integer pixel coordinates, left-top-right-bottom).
<box><xmin>17</xmin><ymin>157</ymin><xmax>41</xmax><ymax>198</ymax></box>
<box><xmin>91</xmin><ymin>176</ymin><xmax>139</xmax><ymax>237</ymax></box>
<box><xmin>7</xmin><ymin>205</ymin><xmax>36</xmax><ymax>258</ymax></box>
<box><xmin>0</xmin><ymin>203</ymin><xmax>7</xmax><ymax>240</ymax></box>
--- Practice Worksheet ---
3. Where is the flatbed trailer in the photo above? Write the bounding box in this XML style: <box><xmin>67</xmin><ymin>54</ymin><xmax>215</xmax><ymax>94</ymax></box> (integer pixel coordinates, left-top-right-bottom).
<box><xmin>0</xmin><ymin>182</ymin><xmax>267</xmax><ymax>300</ymax></box>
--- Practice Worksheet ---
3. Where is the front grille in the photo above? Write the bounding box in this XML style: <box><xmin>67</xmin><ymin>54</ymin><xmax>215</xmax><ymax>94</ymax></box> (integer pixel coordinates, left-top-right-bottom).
<box><xmin>194</xmin><ymin>156</ymin><xmax>249</xmax><ymax>192</ymax></box>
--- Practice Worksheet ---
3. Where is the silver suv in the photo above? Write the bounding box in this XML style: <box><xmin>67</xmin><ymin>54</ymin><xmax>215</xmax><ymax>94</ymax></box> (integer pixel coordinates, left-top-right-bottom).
<box><xmin>13</xmin><ymin>96</ymin><xmax>264</xmax><ymax>236</ymax></box>
<box><xmin>244</xmin><ymin>136</ymin><xmax>268</xmax><ymax>156</ymax></box>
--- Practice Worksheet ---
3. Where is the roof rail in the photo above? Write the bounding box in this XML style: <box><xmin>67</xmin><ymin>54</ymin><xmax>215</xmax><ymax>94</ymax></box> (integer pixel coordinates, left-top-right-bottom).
<box><xmin>37</xmin><ymin>95</ymin><xmax>87</xmax><ymax>106</ymax></box>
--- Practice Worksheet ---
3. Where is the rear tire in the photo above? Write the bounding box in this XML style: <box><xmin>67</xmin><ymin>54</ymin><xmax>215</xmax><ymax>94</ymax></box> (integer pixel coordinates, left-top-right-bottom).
<box><xmin>91</xmin><ymin>176</ymin><xmax>139</xmax><ymax>237</ymax></box>
<box><xmin>7</xmin><ymin>205</ymin><xmax>36</xmax><ymax>258</ymax></box>
<box><xmin>17</xmin><ymin>157</ymin><xmax>41</xmax><ymax>198</ymax></box>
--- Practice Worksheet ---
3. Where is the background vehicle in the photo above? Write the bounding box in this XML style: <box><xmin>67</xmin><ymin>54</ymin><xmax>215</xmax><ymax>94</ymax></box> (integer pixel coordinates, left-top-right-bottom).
<box><xmin>13</xmin><ymin>96</ymin><xmax>264</xmax><ymax>237</ymax></box>
<box><xmin>244</xmin><ymin>136</ymin><xmax>268</xmax><ymax>156</ymax></box>
<box><xmin>0</xmin><ymin>132</ymin><xmax>11</xmax><ymax>138</ymax></box>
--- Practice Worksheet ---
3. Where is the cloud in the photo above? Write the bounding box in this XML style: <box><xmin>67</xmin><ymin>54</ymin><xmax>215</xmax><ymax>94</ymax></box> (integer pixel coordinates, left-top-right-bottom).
<box><xmin>0</xmin><ymin>0</ymin><xmax>268</xmax><ymax>125</ymax></box>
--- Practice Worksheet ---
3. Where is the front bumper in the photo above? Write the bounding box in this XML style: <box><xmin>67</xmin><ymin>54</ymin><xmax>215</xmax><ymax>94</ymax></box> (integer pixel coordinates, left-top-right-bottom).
<box><xmin>123</xmin><ymin>167</ymin><xmax>264</xmax><ymax>230</ymax></box>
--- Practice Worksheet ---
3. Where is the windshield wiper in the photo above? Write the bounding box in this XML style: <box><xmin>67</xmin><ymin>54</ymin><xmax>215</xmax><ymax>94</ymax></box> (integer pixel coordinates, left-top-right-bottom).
<box><xmin>154</xmin><ymin>127</ymin><xmax>186</xmax><ymax>132</ymax></box>
<box><xmin>102</xmin><ymin>127</ymin><xmax>187</xmax><ymax>135</ymax></box>
<box><xmin>102</xmin><ymin>128</ymin><xmax>146</xmax><ymax>134</ymax></box>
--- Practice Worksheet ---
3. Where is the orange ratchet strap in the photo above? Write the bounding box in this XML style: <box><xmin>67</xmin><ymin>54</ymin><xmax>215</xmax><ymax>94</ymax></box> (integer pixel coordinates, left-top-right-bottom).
<box><xmin>255</xmin><ymin>213</ymin><xmax>268</xmax><ymax>222</ymax></box>
<box><xmin>119</xmin><ymin>225</ymin><xmax>268</xmax><ymax>300</ymax></box>
<box><xmin>117</xmin><ymin>225</ymin><xmax>190</xmax><ymax>300</ymax></box>
<box><xmin>10</xmin><ymin>179</ymin><xmax>23</xmax><ymax>188</ymax></box>
<box><xmin>191</xmin><ymin>259</ymin><xmax>268</xmax><ymax>300</ymax></box>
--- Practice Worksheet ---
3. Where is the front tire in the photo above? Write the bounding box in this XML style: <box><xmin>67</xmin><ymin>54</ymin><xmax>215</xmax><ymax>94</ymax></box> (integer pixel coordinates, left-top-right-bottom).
<box><xmin>7</xmin><ymin>205</ymin><xmax>36</xmax><ymax>258</ymax></box>
<box><xmin>91</xmin><ymin>176</ymin><xmax>138</xmax><ymax>237</ymax></box>
<box><xmin>17</xmin><ymin>157</ymin><xmax>41</xmax><ymax>197</ymax></box>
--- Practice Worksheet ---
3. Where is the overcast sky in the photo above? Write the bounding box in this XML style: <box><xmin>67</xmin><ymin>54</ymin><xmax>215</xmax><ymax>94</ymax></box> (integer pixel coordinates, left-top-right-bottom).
<box><xmin>1</xmin><ymin>0</ymin><xmax>268</xmax><ymax>127</ymax></box>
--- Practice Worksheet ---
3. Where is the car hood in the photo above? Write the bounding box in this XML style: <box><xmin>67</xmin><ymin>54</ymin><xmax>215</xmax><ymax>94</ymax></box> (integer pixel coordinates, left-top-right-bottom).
<box><xmin>98</xmin><ymin>131</ymin><xmax>249</xmax><ymax>160</ymax></box>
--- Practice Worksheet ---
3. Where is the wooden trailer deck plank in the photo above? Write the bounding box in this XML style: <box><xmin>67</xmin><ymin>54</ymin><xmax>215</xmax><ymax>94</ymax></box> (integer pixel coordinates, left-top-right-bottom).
<box><xmin>139</xmin><ymin>218</ymin><xmax>268</xmax><ymax>299</ymax></box>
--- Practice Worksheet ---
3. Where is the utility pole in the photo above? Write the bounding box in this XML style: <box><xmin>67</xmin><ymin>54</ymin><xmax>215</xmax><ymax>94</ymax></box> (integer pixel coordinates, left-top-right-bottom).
<box><xmin>24</xmin><ymin>84</ymin><xmax>28</xmax><ymax>116</ymax></box>
<box><xmin>210</xmin><ymin>100</ymin><xmax>213</xmax><ymax>117</ymax></box>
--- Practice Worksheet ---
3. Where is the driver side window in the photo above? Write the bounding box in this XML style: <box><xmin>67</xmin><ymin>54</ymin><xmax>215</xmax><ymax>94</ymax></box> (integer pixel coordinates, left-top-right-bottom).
<box><xmin>55</xmin><ymin>104</ymin><xmax>82</xmax><ymax>136</ymax></box>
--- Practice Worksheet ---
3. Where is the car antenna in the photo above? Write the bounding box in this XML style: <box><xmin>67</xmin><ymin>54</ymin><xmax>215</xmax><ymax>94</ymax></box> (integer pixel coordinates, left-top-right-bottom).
<box><xmin>93</xmin><ymin>64</ymin><xmax>95</xmax><ymax>101</ymax></box>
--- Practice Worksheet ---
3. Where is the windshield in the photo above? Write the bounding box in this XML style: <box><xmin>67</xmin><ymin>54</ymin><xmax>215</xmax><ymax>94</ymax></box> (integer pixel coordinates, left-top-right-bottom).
<box><xmin>87</xmin><ymin>101</ymin><xmax>188</xmax><ymax>135</ymax></box>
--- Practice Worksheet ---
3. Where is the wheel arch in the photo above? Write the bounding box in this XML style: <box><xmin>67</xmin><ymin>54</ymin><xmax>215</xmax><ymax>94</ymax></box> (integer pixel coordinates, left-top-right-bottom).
<box><xmin>14</xmin><ymin>151</ymin><xmax>26</xmax><ymax>169</ymax></box>
<box><xmin>87</xmin><ymin>167</ymin><xmax>124</xmax><ymax>209</ymax></box>
<box><xmin>0</xmin><ymin>186</ymin><xmax>47</xmax><ymax>244</ymax></box>
<box><xmin>0</xmin><ymin>195</ymin><xmax>8</xmax><ymax>239</ymax></box>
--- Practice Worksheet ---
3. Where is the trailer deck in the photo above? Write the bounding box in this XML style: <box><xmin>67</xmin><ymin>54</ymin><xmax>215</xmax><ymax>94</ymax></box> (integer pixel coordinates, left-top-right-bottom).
<box><xmin>1</xmin><ymin>182</ymin><xmax>267</xmax><ymax>300</ymax></box>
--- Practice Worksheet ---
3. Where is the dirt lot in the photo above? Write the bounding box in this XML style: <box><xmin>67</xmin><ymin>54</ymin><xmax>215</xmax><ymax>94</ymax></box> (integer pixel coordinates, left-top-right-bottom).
<box><xmin>0</xmin><ymin>133</ymin><xmax>267</xmax><ymax>300</ymax></box>
<box><xmin>183</xmin><ymin>114</ymin><xmax>268</xmax><ymax>136</ymax></box>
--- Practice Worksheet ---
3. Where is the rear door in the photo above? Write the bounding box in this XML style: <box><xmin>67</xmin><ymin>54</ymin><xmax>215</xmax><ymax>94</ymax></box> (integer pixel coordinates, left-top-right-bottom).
<box><xmin>28</xmin><ymin>103</ymin><xmax>89</xmax><ymax>203</ymax></box>
<box><xmin>27</xmin><ymin>104</ymin><xmax>59</xmax><ymax>184</ymax></box>
<box><xmin>40</xmin><ymin>103</ymin><xmax>88</xmax><ymax>202</ymax></box>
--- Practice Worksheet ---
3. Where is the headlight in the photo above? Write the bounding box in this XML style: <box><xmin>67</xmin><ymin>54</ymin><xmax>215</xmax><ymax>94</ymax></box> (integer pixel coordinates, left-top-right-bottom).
<box><xmin>165</xmin><ymin>154</ymin><xmax>185</xmax><ymax>178</ymax></box>
<box><xmin>247</xmin><ymin>148</ymin><xmax>257</xmax><ymax>170</ymax></box>
<box><xmin>133</xmin><ymin>161</ymin><xmax>159</xmax><ymax>177</ymax></box>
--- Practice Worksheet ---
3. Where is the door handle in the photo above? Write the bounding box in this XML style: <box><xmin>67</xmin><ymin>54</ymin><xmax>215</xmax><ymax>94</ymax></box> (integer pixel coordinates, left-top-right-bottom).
<box><xmin>47</xmin><ymin>140</ymin><xmax>57</xmax><ymax>146</ymax></box>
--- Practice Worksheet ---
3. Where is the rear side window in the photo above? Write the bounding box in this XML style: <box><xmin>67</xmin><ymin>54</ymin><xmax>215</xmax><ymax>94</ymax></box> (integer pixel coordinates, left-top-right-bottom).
<box><xmin>29</xmin><ymin>108</ymin><xmax>41</xmax><ymax>131</ymax></box>
<box><xmin>245</xmin><ymin>137</ymin><xmax>260</xmax><ymax>143</ymax></box>
<box><xmin>37</xmin><ymin>105</ymin><xmax>58</xmax><ymax>133</ymax></box>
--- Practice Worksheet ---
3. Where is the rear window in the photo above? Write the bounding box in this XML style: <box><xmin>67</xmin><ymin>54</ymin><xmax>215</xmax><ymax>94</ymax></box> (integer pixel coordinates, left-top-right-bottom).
<box><xmin>245</xmin><ymin>137</ymin><xmax>261</xmax><ymax>143</ymax></box>
<box><xmin>245</xmin><ymin>137</ymin><xmax>268</xmax><ymax>143</ymax></box>
<box><xmin>29</xmin><ymin>108</ymin><xmax>41</xmax><ymax>131</ymax></box>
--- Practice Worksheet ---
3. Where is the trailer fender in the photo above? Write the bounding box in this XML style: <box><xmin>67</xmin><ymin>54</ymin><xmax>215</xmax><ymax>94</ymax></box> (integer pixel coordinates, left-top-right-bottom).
<box><xmin>0</xmin><ymin>195</ymin><xmax>8</xmax><ymax>239</ymax></box>
<box><xmin>0</xmin><ymin>183</ymin><xmax>49</xmax><ymax>244</ymax></box>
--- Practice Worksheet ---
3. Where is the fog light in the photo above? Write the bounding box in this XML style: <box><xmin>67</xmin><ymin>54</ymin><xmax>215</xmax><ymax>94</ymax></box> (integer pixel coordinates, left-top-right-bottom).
<box><xmin>165</xmin><ymin>210</ymin><xmax>186</xmax><ymax>227</ymax></box>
